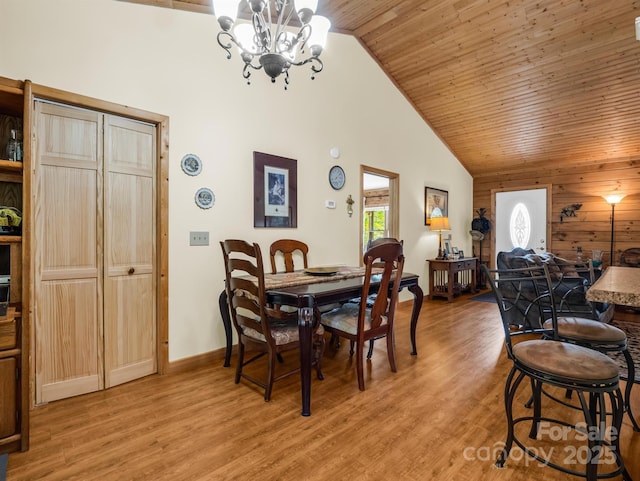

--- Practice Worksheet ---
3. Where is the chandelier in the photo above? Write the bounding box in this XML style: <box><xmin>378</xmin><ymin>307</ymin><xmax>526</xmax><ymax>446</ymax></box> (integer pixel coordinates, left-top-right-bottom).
<box><xmin>212</xmin><ymin>0</ymin><xmax>331</xmax><ymax>88</ymax></box>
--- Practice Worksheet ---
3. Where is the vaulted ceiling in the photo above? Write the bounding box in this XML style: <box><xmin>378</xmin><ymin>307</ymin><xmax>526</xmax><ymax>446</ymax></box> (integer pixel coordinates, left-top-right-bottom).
<box><xmin>121</xmin><ymin>0</ymin><xmax>640</xmax><ymax>177</ymax></box>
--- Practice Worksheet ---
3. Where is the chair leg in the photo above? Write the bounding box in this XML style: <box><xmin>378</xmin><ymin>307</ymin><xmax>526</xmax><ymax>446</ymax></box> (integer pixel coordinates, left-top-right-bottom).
<box><xmin>386</xmin><ymin>331</ymin><xmax>397</xmax><ymax>373</ymax></box>
<box><xmin>356</xmin><ymin>339</ymin><xmax>365</xmax><ymax>391</ymax></box>
<box><xmin>349</xmin><ymin>340</ymin><xmax>355</xmax><ymax>356</ymax></box>
<box><xmin>496</xmin><ymin>367</ymin><xmax>525</xmax><ymax>468</ymax></box>
<box><xmin>528</xmin><ymin>379</ymin><xmax>543</xmax><ymax>439</ymax></box>
<box><xmin>622</xmin><ymin>348</ymin><xmax>640</xmax><ymax>431</ymax></box>
<box><xmin>264</xmin><ymin>350</ymin><xmax>276</xmax><ymax>401</ymax></box>
<box><xmin>235</xmin><ymin>341</ymin><xmax>245</xmax><ymax>384</ymax></box>
<box><xmin>314</xmin><ymin>335</ymin><xmax>325</xmax><ymax>381</ymax></box>
<box><xmin>367</xmin><ymin>340</ymin><xmax>374</xmax><ymax>359</ymax></box>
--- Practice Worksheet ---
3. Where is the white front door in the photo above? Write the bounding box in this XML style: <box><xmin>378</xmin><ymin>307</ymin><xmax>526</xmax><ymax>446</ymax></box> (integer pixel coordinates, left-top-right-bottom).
<box><xmin>494</xmin><ymin>188</ymin><xmax>548</xmax><ymax>261</ymax></box>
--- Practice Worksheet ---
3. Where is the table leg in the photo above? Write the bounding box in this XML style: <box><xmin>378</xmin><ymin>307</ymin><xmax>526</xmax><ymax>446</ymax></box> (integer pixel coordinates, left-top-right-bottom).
<box><xmin>407</xmin><ymin>284</ymin><xmax>424</xmax><ymax>356</ymax></box>
<box><xmin>218</xmin><ymin>289</ymin><xmax>233</xmax><ymax>367</ymax></box>
<box><xmin>298</xmin><ymin>297</ymin><xmax>314</xmax><ymax>417</ymax></box>
<box><xmin>470</xmin><ymin>265</ymin><xmax>477</xmax><ymax>294</ymax></box>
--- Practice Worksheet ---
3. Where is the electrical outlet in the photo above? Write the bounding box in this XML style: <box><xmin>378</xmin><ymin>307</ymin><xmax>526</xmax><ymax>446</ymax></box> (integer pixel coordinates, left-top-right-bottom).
<box><xmin>325</xmin><ymin>200</ymin><xmax>336</xmax><ymax>209</ymax></box>
<box><xmin>190</xmin><ymin>231</ymin><xmax>209</xmax><ymax>246</ymax></box>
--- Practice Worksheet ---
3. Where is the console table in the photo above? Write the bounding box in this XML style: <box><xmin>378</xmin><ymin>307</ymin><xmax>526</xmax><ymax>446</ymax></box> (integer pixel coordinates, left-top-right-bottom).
<box><xmin>428</xmin><ymin>257</ymin><xmax>478</xmax><ymax>301</ymax></box>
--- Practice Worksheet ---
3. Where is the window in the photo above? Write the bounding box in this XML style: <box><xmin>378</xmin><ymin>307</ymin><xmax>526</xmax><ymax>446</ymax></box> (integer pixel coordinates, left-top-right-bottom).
<box><xmin>509</xmin><ymin>202</ymin><xmax>531</xmax><ymax>248</ymax></box>
<box><xmin>363</xmin><ymin>207</ymin><xmax>389</xmax><ymax>250</ymax></box>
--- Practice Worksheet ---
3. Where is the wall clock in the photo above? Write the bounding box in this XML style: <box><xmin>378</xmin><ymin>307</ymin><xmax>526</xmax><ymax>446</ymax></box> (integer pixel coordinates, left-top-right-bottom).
<box><xmin>329</xmin><ymin>165</ymin><xmax>345</xmax><ymax>190</ymax></box>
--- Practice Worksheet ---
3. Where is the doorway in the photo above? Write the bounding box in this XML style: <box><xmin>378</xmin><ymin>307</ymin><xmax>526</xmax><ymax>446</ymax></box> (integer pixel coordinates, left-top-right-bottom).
<box><xmin>360</xmin><ymin>166</ymin><xmax>399</xmax><ymax>256</ymax></box>
<box><xmin>492</xmin><ymin>186</ymin><xmax>551</xmax><ymax>265</ymax></box>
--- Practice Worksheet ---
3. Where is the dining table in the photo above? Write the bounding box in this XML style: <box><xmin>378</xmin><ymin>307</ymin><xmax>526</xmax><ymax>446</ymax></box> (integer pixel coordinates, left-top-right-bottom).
<box><xmin>218</xmin><ymin>265</ymin><xmax>424</xmax><ymax>416</ymax></box>
<box><xmin>585</xmin><ymin>266</ymin><xmax>640</xmax><ymax>307</ymax></box>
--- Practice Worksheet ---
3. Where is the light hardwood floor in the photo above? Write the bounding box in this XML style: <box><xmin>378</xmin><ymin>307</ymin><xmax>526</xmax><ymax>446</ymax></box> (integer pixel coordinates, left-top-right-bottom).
<box><xmin>6</xmin><ymin>295</ymin><xmax>640</xmax><ymax>480</ymax></box>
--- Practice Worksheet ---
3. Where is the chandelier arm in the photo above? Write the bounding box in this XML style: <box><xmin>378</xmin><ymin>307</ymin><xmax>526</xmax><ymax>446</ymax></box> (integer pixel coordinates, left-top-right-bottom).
<box><xmin>310</xmin><ymin>57</ymin><xmax>324</xmax><ymax>74</ymax></box>
<box><xmin>217</xmin><ymin>31</ymin><xmax>237</xmax><ymax>59</ymax></box>
<box><xmin>289</xmin><ymin>56</ymin><xmax>323</xmax><ymax>72</ymax></box>
<box><xmin>295</xmin><ymin>24</ymin><xmax>312</xmax><ymax>52</ymax></box>
<box><xmin>242</xmin><ymin>62</ymin><xmax>263</xmax><ymax>78</ymax></box>
<box><xmin>219</xmin><ymin>31</ymin><xmax>266</xmax><ymax>62</ymax></box>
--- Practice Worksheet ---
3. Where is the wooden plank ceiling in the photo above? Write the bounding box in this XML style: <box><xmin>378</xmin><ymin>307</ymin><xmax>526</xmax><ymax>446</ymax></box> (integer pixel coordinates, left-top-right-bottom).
<box><xmin>120</xmin><ymin>0</ymin><xmax>640</xmax><ymax>176</ymax></box>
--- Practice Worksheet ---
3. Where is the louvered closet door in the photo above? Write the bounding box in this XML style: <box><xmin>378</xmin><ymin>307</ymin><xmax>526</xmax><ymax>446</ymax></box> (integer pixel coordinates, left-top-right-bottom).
<box><xmin>34</xmin><ymin>102</ymin><xmax>103</xmax><ymax>404</ymax></box>
<box><xmin>103</xmin><ymin>115</ymin><xmax>156</xmax><ymax>388</ymax></box>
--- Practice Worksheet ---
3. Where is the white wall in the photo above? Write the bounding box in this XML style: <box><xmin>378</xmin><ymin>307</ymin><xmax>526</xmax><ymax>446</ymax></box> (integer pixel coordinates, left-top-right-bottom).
<box><xmin>0</xmin><ymin>0</ymin><xmax>473</xmax><ymax>361</ymax></box>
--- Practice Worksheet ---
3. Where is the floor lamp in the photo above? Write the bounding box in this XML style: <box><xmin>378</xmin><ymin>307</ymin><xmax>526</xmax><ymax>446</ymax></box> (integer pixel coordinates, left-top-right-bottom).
<box><xmin>430</xmin><ymin>216</ymin><xmax>450</xmax><ymax>259</ymax></box>
<box><xmin>604</xmin><ymin>194</ymin><xmax>624</xmax><ymax>266</ymax></box>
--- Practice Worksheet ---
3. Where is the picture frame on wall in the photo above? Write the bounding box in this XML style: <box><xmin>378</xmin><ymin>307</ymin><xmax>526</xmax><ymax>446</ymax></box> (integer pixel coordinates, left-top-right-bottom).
<box><xmin>425</xmin><ymin>186</ymin><xmax>448</xmax><ymax>225</ymax></box>
<box><xmin>253</xmin><ymin>151</ymin><xmax>298</xmax><ymax>228</ymax></box>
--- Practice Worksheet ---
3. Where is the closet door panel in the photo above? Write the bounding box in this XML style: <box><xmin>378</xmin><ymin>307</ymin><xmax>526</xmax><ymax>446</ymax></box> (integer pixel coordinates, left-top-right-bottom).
<box><xmin>36</xmin><ymin>279</ymin><xmax>101</xmax><ymax>403</ymax></box>
<box><xmin>39</xmin><ymin>166</ymin><xmax>98</xmax><ymax>278</ymax></box>
<box><xmin>34</xmin><ymin>102</ymin><xmax>102</xmax><ymax>404</ymax></box>
<box><xmin>104</xmin><ymin>274</ymin><xmax>155</xmax><ymax>387</ymax></box>
<box><xmin>104</xmin><ymin>116</ymin><xmax>156</xmax><ymax>388</ymax></box>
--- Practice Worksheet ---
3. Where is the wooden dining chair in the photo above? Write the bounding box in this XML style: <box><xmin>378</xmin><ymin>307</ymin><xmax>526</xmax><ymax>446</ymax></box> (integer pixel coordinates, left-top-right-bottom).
<box><xmin>320</xmin><ymin>241</ymin><xmax>405</xmax><ymax>391</ymax></box>
<box><xmin>220</xmin><ymin>239</ymin><xmax>325</xmax><ymax>401</ymax></box>
<box><xmin>351</xmin><ymin>237</ymin><xmax>403</xmax><ymax>358</ymax></box>
<box><xmin>269</xmin><ymin>239</ymin><xmax>309</xmax><ymax>274</ymax></box>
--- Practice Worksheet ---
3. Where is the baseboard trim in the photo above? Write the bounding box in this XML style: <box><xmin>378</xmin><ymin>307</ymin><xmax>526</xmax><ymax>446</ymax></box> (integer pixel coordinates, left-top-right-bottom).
<box><xmin>166</xmin><ymin>346</ymin><xmax>234</xmax><ymax>375</ymax></box>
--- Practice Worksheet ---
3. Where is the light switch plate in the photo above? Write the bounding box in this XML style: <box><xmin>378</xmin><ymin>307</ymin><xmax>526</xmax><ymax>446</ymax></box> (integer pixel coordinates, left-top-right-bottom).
<box><xmin>190</xmin><ymin>231</ymin><xmax>209</xmax><ymax>246</ymax></box>
<box><xmin>326</xmin><ymin>200</ymin><xmax>336</xmax><ymax>209</ymax></box>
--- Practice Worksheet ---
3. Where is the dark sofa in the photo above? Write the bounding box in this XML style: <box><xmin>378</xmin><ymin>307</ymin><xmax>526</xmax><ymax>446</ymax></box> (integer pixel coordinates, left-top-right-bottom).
<box><xmin>496</xmin><ymin>248</ymin><xmax>614</xmax><ymax>327</ymax></box>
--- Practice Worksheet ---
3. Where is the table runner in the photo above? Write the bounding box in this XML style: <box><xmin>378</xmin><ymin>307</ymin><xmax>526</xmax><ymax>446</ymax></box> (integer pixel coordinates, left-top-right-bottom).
<box><xmin>263</xmin><ymin>266</ymin><xmax>370</xmax><ymax>289</ymax></box>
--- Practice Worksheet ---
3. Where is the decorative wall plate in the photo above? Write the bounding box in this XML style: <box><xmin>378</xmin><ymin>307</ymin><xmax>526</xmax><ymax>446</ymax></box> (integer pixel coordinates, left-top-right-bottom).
<box><xmin>181</xmin><ymin>154</ymin><xmax>202</xmax><ymax>176</ymax></box>
<box><xmin>195</xmin><ymin>187</ymin><xmax>215</xmax><ymax>209</ymax></box>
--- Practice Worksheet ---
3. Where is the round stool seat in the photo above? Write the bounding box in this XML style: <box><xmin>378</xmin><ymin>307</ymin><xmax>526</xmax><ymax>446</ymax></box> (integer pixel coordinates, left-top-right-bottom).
<box><xmin>543</xmin><ymin>317</ymin><xmax>627</xmax><ymax>343</ymax></box>
<box><xmin>513</xmin><ymin>340</ymin><xmax>619</xmax><ymax>382</ymax></box>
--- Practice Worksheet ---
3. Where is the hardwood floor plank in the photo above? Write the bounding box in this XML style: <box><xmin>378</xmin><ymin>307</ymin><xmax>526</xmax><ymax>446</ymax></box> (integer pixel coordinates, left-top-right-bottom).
<box><xmin>7</xmin><ymin>295</ymin><xmax>640</xmax><ymax>480</ymax></box>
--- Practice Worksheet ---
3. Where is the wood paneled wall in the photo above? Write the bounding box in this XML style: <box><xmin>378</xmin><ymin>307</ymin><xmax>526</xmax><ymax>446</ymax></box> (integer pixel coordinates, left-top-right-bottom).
<box><xmin>473</xmin><ymin>159</ymin><xmax>640</xmax><ymax>268</ymax></box>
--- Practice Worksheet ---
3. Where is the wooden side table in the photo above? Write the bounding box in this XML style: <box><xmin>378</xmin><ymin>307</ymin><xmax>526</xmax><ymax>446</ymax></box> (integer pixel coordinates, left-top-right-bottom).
<box><xmin>428</xmin><ymin>257</ymin><xmax>478</xmax><ymax>301</ymax></box>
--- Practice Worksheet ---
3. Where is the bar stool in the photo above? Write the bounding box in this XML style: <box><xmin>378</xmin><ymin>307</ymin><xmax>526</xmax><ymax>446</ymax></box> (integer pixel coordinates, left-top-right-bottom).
<box><xmin>484</xmin><ymin>264</ymin><xmax>631</xmax><ymax>481</ymax></box>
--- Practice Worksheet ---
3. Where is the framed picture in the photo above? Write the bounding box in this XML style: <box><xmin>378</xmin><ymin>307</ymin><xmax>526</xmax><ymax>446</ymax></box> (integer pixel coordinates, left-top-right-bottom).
<box><xmin>458</xmin><ymin>250</ymin><xmax>464</xmax><ymax>258</ymax></box>
<box><xmin>445</xmin><ymin>241</ymin><xmax>451</xmax><ymax>257</ymax></box>
<box><xmin>425</xmin><ymin>187</ymin><xmax>449</xmax><ymax>225</ymax></box>
<box><xmin>452</xmin><ymin>246</ymin><xmax>459</xmax><ymax>255</ymax></box>
<box><xmin>253</xmin><ymin>151</ymin><xmax>297</xmax><ymax>228</ymax></box>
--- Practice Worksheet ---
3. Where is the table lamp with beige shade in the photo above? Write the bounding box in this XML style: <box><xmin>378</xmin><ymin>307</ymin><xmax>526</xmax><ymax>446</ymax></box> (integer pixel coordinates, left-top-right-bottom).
<box><xmin>430</xmin><ymin>216</ymin><xmax>450</xmax><ymax>260</ymax></box>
